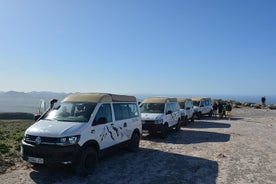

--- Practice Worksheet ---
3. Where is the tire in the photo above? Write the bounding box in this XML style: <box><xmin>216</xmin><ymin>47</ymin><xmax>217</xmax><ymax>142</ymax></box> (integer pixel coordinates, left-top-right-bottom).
<box><xmin>75</xmin><ymin>147</ymin><xmax>98</xmax><ymax>176</ymax></box>
<box><xmin>209</xmin><ymin>110</ymin><xmax>213</xmax><ymax>117</ymax></box>
<box><xmin>181</xmin><ymin>116</ymin><xmax>188</xmax><ymax>126</ymax></box>
<box><xmin>191</xmin><ymin>115</ymin><xmax>194</xmax><ymax>122</ymax></box>
<box><xmin>175</xmin><ymin>119</ymin><xmax>181</xmax><ymax>130</ymax></box>
<box><xmin>161</xmin><ymin>123</ymin><xmax>169</xmax><ymax>138</ymax></box>
<box><xmin>128</xmin><ymin>132</ymin><xmax>140</xmax><ymax>151</ymax></box>
<box><xmin>197</xmin><ymin>112</ymin><xmax>202</xmax><ymax>119</ymax></box>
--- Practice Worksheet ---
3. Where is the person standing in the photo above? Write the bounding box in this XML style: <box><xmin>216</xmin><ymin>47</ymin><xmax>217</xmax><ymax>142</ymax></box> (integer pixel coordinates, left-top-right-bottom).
<box><xmin>212</xmin><ymin>101</ymin><xmax>218</xmax><ymax>117</ymax></box>
<box><xmin>222</xmin><ymin>103</ymin><xmax>227</xmax><ymax>118</ymax></box>
<box><xmin>261</xmin><ymin>96</ymin><xmax>266</xmax><ymax>107</ymax></box>
<box><xmin>218</xmin><ymin>101</ymin><xmax>223</xmax><ymax>119</ymax></box>
<box><xmin>226</xmin><ymin>102</ymin><xmax>232</xmax><ymax>120</ymax></box>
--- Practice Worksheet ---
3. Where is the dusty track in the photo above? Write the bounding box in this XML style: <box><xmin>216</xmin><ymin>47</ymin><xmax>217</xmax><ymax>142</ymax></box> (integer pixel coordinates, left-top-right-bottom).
<box><xmin>1</xmin><ymin>108</ymin><xmax>275</xmax><ymax>184</ymax></box>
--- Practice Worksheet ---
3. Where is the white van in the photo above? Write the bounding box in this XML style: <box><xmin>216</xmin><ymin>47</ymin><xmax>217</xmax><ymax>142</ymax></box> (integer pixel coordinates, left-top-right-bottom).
<box><xmin>191</xmin><ymin>97</ymin><xmax>213</xmax><ymax>119</ymax></box>
<box><xmin>21</xmin><ymin>93</ymin><xmax>142</xmax><ymax>175</ymax></box>
<box><xmin>177</xmin><ymin>98</ymin><xmax>194</xmax><ymax>124</ymax></box>
<box><xmin>139</xmin><ymin>97</ymin><xmax>181</xmax><ymax>138</ymax></box>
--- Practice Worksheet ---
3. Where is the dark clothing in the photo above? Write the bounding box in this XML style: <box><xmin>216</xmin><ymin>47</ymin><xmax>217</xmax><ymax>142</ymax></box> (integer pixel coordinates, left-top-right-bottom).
<box><xmin>226</xmin><ymin>104</ymin><xmax>232</xmax><ymax>111</ymax></box>
<box><xmin>218</xmin><ymin>103</ymin><xmax>223</xmax><ymax>114</ymax></box>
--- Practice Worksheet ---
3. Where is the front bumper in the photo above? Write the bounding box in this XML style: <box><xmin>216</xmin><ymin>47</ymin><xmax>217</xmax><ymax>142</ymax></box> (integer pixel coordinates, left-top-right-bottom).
<box><xmin>142</xmin><ymin>123</ymin><xmax>164</xmax><ymax>133</ymax></box>
<box><xmin>21</xmin><ymin>141</ymin><xmax>81</xmax><ymax>165</ymax></box>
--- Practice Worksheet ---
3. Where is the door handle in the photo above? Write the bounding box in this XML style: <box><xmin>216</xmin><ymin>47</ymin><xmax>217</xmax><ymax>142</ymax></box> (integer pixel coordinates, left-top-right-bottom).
<box><xmin>123</xmin><ymin>122</ymin><xmax>127</xmax><ymax>127</ymax></box>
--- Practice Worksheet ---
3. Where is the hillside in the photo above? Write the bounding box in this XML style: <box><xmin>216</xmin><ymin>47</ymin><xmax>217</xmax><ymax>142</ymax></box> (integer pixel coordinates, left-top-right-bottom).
<box><xmin>0</xmin><ymin>91</ymin><xmax>68</xmax><ymax>113</ymax></box>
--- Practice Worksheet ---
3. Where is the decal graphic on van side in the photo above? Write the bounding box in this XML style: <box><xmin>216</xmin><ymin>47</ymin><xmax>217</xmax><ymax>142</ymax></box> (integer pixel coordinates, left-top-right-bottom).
<box><xmin>99</xmin><ymin>125</ymin><xmax>124</xmax><ymax>141</ymax></box>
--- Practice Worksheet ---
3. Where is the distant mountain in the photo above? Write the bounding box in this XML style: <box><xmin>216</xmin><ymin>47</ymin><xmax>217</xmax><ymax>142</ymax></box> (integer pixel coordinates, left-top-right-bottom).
<box><xmin>0</xmin><ymin>91</ymin><xmax>69</xmax><ymax>113</ymax></box>
<box><xmin>4</xmin><ymin>91</ymin><xmax>28</xmax><ymax>96</ymax></box>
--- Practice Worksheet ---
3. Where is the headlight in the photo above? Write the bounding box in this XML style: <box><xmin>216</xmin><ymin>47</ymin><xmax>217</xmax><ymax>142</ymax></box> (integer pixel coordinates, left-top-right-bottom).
<box><xmin>58</xmin><ymin>135</ymin><xmax>80</xmax><ymax>145</ymax></box>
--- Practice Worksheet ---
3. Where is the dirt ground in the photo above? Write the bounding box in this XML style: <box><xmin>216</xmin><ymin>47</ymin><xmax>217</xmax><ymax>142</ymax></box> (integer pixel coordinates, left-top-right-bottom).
<box><xmin>0</xmin><ymin>108</ymin><xmax>275</xmax><ymax>184</ymax></box>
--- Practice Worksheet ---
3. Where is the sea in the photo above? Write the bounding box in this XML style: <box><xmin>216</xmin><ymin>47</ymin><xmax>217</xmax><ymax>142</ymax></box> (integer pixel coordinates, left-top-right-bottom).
<box><xmin>137</xmin><ymin>94</ymin><xmax>276</xmax><ymax>105</ymax></box>
<box><xmin>0</xmin><ymin>92</ymin><xmax>275</xmax><ymax>113</ymax></box>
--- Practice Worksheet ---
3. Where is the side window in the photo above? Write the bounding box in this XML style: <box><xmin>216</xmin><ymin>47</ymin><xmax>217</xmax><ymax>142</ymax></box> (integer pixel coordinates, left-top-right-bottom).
<box><xmin>128</xmin><ymin>103</ymin><xmax>139</xmax><ymax>118</ymax></box>
<box><xmin>114</xmin><ymin>103</ymin><xmax>139</xmax><ymax>120</ymax></box>
<box><xmin>200</xmin><ymin>100</ymin><xmax>204</xmax><ymax>107</ymax></box>
<box><xmin>93</xmin><ymin>104</ymin><xmax>112</xmax><ymax>125</ymax></box>
<box><xmin>165</xmin><ymin>103</ymin><xmax>172</xmax><ymax>114</ymax></box>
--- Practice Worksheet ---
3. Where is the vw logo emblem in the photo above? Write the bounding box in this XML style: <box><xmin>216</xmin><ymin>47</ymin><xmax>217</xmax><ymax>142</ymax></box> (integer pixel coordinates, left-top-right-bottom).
<box><xmin>35</xmin><ymin>136</ymin><xmax>42</xmax><ymax>145</ymax></box>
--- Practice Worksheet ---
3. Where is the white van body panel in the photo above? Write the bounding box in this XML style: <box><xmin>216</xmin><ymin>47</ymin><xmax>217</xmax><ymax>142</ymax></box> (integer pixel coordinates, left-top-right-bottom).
<box><xmin>141</xmin><ymin>112</ymin><xmax>179</xmax><ymax>128</ymax></box>
<box><xmin>192</xmin><ymin>97</ymin><xmax>213</xmax><ymax>117</ymax></box>
<box><xmin>80</xmin><ymin>118</ymin><xmax>129</xmax><ymax>150</ymax></box>
<box><xmin>25</xmin><ymin>120</ymin><xmax>85</xmax><ymax>137</ymax></box>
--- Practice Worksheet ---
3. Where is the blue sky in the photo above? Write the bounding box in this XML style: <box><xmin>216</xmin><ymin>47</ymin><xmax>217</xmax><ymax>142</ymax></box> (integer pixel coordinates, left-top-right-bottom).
<box><xmin>0</xmin><ymin>0</ymin><xmax>275</xmax><ymax>96</ymax></box>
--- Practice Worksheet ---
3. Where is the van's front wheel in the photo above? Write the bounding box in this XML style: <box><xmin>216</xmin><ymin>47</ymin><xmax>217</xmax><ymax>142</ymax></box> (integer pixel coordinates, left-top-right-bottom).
<box><xmin>75</xmin><ymin>147</ymin><xmax>98</xmax><ymax>176</ymax></box>
<box><xmin>161</xmin><ymin>124</ymin><xmax>169</xmax><ymax>138</ymax></box>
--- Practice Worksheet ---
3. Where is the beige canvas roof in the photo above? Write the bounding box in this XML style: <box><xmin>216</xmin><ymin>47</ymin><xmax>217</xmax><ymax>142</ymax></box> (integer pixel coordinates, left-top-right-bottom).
<box><xmin>177</xmin><ymin>98</ymin><xmax>192</xmax><ymax>103</ymax></box>
<box><xmin>142</xmin><ymin>97</ymin><xmax>177</xmax><ymax>103</ymax></box>
<box><xmin>62</xmin><ymin>93</ymin><xmax>137</xmax><ymax>103</ymax></box>
<box><xmin>191</xmin><ymin>97</ymin><xmax>211</xmax><ymax>101</ymax></box>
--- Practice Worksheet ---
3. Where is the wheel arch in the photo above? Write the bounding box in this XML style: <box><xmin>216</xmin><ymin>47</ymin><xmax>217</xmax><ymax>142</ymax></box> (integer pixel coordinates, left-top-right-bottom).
<box><xmin>132</xmin><ymin>128</ymin><xmax>141</xmax><ymax>137</ymax></box>
<box><xmin>81</xmin><ymin>140</ymin><xmax>100</xmax><ymax>153</ymax></box>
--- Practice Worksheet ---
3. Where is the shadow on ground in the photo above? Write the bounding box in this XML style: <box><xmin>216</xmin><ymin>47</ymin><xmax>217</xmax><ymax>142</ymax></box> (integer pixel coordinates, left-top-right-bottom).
<box><xmin>29</xmin><ymin>148</ymin><xmax>218</xmax><ymax>184</ymax></box>
<box><xmin>143</xmin><ymin>129</ymin><xmax>231</xmax><ymax>144</ymax></box>
<box><xmin>187</xmin><ymin>120</ymin><xmax>231</xmax><ymax>129</ymax></box>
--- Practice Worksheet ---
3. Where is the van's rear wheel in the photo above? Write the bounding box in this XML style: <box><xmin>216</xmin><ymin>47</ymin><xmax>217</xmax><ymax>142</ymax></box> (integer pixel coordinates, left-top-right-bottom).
<box><xmin>75</xmin><ymin>147</ymin><xmax>98</xmax><ymax>176</ymax></box>
<box><xmin>128</xmin><ymin>132</ymin><xmax>140</xmax><ymax>151</ymax></box>
<box><xmin>175</xmin><ymin>119</ymin><xmax>181</xmax><ymax>130</ymax></box>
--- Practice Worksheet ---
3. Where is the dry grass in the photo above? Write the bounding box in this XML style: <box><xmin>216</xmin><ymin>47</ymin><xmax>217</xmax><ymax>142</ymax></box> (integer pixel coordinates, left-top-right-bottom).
<box><xmin>0</xmin><ymin>120</ymin><xmax>33</xmax><ymax>173</ymax></box>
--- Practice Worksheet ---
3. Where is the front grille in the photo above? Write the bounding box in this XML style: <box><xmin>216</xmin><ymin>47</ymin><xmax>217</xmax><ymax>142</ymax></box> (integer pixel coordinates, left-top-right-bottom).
<box><xmin>25</xmin><ymin>134</ymin><xmax>59</xmax><ymax>145</ymax></box>
<box><xmin>142</xmin><ymin>120</ymin><xmax>155</xmax><ymax>124</ymax></box>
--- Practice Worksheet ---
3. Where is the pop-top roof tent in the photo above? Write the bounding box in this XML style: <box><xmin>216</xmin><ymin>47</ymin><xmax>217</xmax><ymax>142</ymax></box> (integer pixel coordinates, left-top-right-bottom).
<box><xmin>141</xmin><ymin>97</ymin><xmax>177</xmax><ymax>104</ymax></box>
<box><xmin>62</xmin><ymin>93</ymin><xmax>137</xmax><ymax>103</ymax></box>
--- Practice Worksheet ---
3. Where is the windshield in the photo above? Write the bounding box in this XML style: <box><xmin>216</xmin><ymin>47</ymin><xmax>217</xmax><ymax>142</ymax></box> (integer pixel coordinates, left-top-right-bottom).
<box><xmin>192</xmin><ymin>101</ymin><xmax>200</xmax><ymax>106</ymax></box>
<box><xmin>45</xmin><ymin>102</ymin><xmax>97</xmax><ymax>122</ymax></box>
<box><xmin>179</xmin><ymin>102</ymin><xmax>185</xmax><ymax>109</ymax></box>
<box><xmin>140</xmin><ymin>103</ymin><xmax>164</xmax><ymax>113</ymax></box>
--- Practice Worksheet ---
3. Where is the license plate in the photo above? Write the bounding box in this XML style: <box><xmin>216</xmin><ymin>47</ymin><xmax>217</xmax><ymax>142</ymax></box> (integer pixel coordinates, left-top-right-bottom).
<box><xmin>28</xmin><ymin>157</ymin><xmax>44</xmax><ymax>164</ymax></box>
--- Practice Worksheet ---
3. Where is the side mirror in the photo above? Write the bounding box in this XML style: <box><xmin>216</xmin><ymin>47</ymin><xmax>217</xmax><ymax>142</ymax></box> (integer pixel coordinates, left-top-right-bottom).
<box><xmin>50</xmin><ymin>99</ymin><xmax>58</xmax><ymax>108</ymax></box>
<box><xmin>166</xmin><ymin>110</ymin><xmax>172</xmax><ymax>115</ymax></box>
<box><xmin>34</xmin><ymin>114</ymin><xmax>41</xmax><ymax>121</ymax></box>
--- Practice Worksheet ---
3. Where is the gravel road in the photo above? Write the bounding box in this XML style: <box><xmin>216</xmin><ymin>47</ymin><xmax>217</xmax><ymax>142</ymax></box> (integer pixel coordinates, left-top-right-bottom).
<box><xmin>1</xmin><ymin>108</ymin><xmax>275</xmax><ymax>184</ymax></box>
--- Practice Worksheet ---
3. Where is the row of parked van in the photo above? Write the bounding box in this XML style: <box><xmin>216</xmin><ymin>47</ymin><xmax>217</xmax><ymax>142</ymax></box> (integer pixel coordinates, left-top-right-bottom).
<box><xmin>140</xmin><ymin>96</ymin><xmax>213</xmax><ymax>138</ymax></box>
<box><xmin>21</xmin><ymin>93</ymin><xmax>213</xmax><ymax>175</ymax></box>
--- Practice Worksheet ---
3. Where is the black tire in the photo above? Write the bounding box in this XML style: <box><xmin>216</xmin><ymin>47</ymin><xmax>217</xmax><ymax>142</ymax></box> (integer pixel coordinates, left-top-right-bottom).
<box><xmin>175</xmin><ymin>119</ymin><xmax>181</xmax><ymax>130</ymax></box>
<box><xmin>181</xmin><ymin>116</ymin><xmax>188</xmax><ymax>126</ymax></box>
<box><xmin>128</xmin><ymin>132</ymin><xmax>140</xmax><ymax>151</ymax></box>
<box><xmin>191</xmin><ymin>115</ymin><xmax>194</xmax><ymax>122</ymax></box>
<box><xmin>209</xmin><ymin>110</ymin><xmax>213</xmax><ymax>117</ymax></box>
<box><xmin>197</xmin><ymin>112</ymin><xmax>202</xmax><ymax>119</ymax></box>
<box><xmin>161</xmin><ymin>123</ymin><xmax>169</xmax><ymax>138</ymax></box>
<box><xmin>75</xmin><ymin>147</ymin><xmax>98</xmax><ymax>176</ymax></box>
